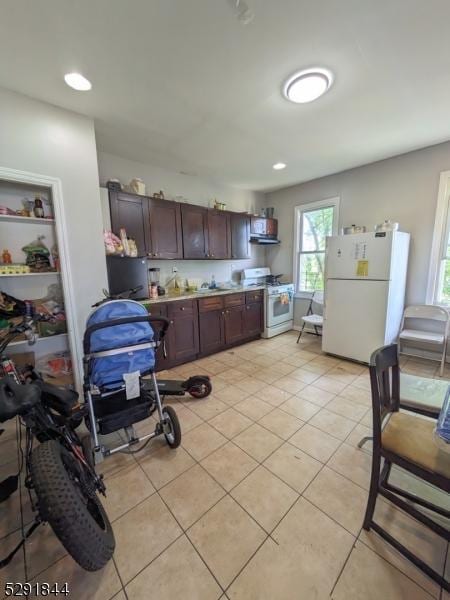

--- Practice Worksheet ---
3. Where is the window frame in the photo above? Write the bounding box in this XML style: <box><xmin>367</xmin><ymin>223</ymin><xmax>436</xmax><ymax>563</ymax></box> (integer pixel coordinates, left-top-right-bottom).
<box><xmin>293</xmin><ymin>197</ymin><xmax>340</xmax><ymax>298</ymax></box>
<box><xmin>426</xmin><ymin>170</ymin><xmax>450</xmax><ymax>305</ymax></box>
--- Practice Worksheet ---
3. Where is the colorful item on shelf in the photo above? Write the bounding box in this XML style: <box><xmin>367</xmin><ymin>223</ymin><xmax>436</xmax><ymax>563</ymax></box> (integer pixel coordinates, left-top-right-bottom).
<box><xmin>33</xmin><ymin>284</ymin><xmax>65</xmax><ymax>319</ymax></box>
<box><xmin>21</xmin><ymin>198</ymin><xmax>33</xmax><ymax>217</ymax></box>
<box><xmin>51</xmin><ymin>244</ymin><xmax>60</xmax><ymax>272</ymax></box>
<box><xmin>33</xmin><ymin>196</ymin><xmax>44</xmax><ymax>218</ymax></box>
<box><xmin>36</xmin><ymin>351</ymin><xmax>72</xmax><ymax>379</ymax></box>
<box><xmin>0</xmin><ymin>291</ymin><xmax>26</xmax><ymax>319</ymax></box>
<box><xmin>2</xmin><ymin>249</ymin><xmax>12</xmax><ymax>264</ymax></box>
<box><xmin>0</xmin><ymin>264</ymin><xmax>31</xmax><ymax>275</ymax></box>
<box><xmin>22</xmin><ymin>235</ymin><xmax>52</xmax><ymax>272</ymax></box>
<box><xmin>0</xmin><ymin>206</ymin><xmax>15</xmax><ymax>215</ymax></box>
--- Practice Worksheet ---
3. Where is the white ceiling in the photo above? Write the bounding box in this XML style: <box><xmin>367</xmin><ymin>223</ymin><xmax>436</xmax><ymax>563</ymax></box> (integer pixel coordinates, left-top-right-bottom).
<box><xmin>1</xmin><ymin>0</ymin><xmax>450</xmax><ymax>191</ymax></box>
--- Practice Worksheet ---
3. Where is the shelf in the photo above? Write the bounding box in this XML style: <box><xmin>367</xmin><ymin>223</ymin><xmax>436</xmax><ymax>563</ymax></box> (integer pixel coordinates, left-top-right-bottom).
<box><xmin>8</xmin><ymin>333</ymin><xmax>68</xmax><ymax>348</ymax></box>
<box><xmin>0</xmin><ymin>271</ymin><xmax>60</xmax><ymax>278</ymax></box>
<box><xmin>0</xmin><ymin>214</ymin><xmax>55</xmax><ymax>225</ymax></box>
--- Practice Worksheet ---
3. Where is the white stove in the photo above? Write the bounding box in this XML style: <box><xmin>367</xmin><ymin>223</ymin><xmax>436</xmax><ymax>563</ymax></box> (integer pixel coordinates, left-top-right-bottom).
<box><xmin>241</xmin><ymin>268</ymin><xmax>294</xmax><ymax>338</ymax></box>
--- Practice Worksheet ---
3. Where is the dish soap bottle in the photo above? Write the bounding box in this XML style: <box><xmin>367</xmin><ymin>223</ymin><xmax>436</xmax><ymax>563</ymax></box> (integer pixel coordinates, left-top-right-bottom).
<box><xmin>209</xmin><ymin>275</ymin><xmax>217</xmax><ymax>290</ymax></box>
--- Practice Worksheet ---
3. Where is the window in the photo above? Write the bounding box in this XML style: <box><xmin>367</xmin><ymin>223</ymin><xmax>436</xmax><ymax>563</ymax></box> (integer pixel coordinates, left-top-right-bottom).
<box><xmin>294</xmin><ymin>198</ymin><xmax>339</xmax><ymax>294</ymax></box>
<box><xmin>427</xmin><ymin>171</ymin><xmax>450</xmax><ymax>305</ymax></box>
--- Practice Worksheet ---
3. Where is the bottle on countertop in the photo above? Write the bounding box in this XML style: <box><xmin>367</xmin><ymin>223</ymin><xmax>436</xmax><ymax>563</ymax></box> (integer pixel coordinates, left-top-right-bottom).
<box><xmin>209</xmin><ymin>275</ymin><xmax>217</xmax><ymax>289</ymax></box>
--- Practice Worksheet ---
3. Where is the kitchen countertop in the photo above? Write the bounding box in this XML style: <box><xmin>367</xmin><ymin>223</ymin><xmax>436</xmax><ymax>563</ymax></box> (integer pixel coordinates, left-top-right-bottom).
<box><xmin>140</xmin><ymin>285</ymin><xmax>266</xmax><ymax>305</ymax></box>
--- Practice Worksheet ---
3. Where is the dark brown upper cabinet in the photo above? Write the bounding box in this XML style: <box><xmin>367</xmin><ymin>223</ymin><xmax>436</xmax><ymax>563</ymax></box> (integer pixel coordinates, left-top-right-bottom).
<box><xmin>206</xmin><ymin>210</ymin><xmax>230</xmax><ymax>259</ymax></box>
<box><xmin>147</xmin><ymin>197</ymin><xmax>182</xmax><ymax>259</ymax></box>
<box><xmin>230</xmin><ymin>213</ymin><xmax>251</xmax><ymax>259</ymax></box>
<box><xmin>181</xmin><ymin>204</ymin><xmax>209</xmax><ymax>259</ymax></box>
<box><xmin>109</xmin><ymin>191</ymin><xmax>148</xmax><ymax>256</ymax></box>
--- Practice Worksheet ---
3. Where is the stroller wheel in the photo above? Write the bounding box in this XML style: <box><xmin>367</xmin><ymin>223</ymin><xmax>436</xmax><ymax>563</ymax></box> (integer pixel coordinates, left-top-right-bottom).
<box><xmin>162</xmin><ymin>406</ymin><xmax>181</xmax><ymax>449</ymax></box>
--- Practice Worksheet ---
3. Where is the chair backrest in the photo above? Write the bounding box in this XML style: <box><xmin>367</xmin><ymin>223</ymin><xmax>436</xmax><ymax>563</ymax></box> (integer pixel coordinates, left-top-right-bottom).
<box><xmin>312</xmin><ymin>291</ymin><xmax>324</xmax><ymax>307</ymax></box>
<box><xmin>369</xmin><ymin>344</ymin><xmax>400</xmax><ymax>445</ymax></box>
<box><xmin>403</xmin><ymin>304</ymin><xmax>449</xmax><ymax>323</ymax></box>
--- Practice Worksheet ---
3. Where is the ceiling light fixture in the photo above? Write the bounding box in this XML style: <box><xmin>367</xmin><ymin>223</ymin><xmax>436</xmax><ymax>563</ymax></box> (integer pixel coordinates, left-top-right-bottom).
<box><xmin>64</xmin><ymin>72</ymin><xmax>92</xmax><ymax>91</ymax></box>
<box><xmin>273</xmin><ymin>162</ymin><xmax>286</xmax><ymax>170</ymax></box>
<box><xmin>283</xmin><ymin>68</ymin><xmax>333</xmax><ymax>104</ymax></box>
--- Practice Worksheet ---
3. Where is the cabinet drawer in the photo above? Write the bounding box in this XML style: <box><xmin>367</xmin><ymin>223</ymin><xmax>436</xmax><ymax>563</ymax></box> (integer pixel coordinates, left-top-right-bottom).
<box><xmin>224</xmin><ymin>293</ymin><xmax>245</xmax><ymax>307</ymax></box>
<box><xmin>146</xmin><ymin>303</ymin><xmax>168</xmax><ymax>318</ymax></box>
<box><xmin>198</xmin><ymin>296</ymin><xmax>224</xmax><ymax>312</ymax></box>
<box><xmin>168</xmin><ymin>299</ymin><xmax>196</xmax><ymax>317</ymax></box>
<box><xmin>245</xmin><ymin>290</ymin><xmax>263</xmax><ymax>304</ymax></box>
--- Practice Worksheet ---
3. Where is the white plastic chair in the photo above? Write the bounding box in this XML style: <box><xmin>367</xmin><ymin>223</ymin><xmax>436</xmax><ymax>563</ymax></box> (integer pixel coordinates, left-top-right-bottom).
<box><xmin>398</xmin><ymin>305</ymin><xmax>450</xmax><ymax>376</ymax></box>
<box><xmin>297</xmin><ymin>291</ymin><xmax>324</xmax><ymax>343</ymax></box>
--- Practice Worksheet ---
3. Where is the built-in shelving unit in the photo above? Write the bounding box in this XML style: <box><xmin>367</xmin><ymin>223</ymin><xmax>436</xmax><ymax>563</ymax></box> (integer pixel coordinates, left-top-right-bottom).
<box><xmin>0</xmin><ymin>272</ymin><xmax>60</xmax><ymax>278</ymax></box>
<box><xmin>9</xmin><ymin>333</ymin><xmax>68</xmax><ymax>347</ymax></box>
<box><xmin>0</xmin><ymin>178</ymin><xmax>73</xmax><ymax>388</ymax></box>
<box><xmin>0</xmin><ymin>214</ymin><xmax>55</xmax><ymax>225</ymax></box>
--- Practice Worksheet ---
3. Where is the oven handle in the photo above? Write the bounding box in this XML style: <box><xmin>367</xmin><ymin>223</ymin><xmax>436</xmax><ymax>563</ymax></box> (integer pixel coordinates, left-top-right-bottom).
<box><xmin>268</xmin><ymin>292</ymin><xmax>294</xmax><ymax>301</ymax></box>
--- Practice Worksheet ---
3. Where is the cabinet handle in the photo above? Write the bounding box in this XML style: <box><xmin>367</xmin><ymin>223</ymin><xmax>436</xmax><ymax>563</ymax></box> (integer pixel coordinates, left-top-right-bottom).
<box><xmin>181</xmin><ymin>307</ymin><xmax>185</xmax><ymax>311</ymax></box>
<box><xmin>170</xmin><ymin>320</ymin><xmax>174</xmax><ymax>324</ymax></box>
<box><xmin>246</xmin><ymin>306</ymin><xmax>250</xmax><ymax>310</ymax></box>
<box><xmin>211</xmin><ymin>254</ymin><xmax>215</xmax><ymax>257</ymax></box>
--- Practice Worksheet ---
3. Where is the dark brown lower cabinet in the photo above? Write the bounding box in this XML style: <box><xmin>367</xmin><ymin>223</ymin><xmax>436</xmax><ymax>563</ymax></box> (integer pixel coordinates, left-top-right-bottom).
<box><xmin>149</xmin><ymin>292</ymin><xmax>263</xmax><ymax>370</ymax></box>
<box><xmin>167</xmin><ymin>300</ymin><xmax>199</xmax><ymax>364</ymax></box>
<box><xmin>224</xmin><ymin>305</ymin><xmax>245</xmax><ymax>345</ymax></box>
<box><xmin>243</xmin><ymin>302</ymin><xmax>263</xmax><ymax>337</ymax></box>
<box><xmin>199</xmin><ymin>310</ymin><xmax>225</xmax><ymax>354</ymax></box>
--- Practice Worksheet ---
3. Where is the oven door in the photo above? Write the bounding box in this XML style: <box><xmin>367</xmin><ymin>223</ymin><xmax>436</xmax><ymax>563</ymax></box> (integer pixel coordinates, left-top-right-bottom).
<box><xmin>266</xmin><ymin>292</ymin><xmax>294</xmax><ymax>327</ymax></box>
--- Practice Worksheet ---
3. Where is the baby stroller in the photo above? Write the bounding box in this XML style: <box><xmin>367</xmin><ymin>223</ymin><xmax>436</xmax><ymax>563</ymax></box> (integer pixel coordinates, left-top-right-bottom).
<box><xmin>83</xmin><ymin>298</ymin><xmax>207</xmax><ymax>463</ymax></box>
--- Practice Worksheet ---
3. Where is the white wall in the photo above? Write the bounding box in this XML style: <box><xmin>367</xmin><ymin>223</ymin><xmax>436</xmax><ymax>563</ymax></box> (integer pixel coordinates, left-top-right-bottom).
<box><xmin>97</xmin><ymin>151</ymin><xmax>267</xmax><ymax>284</ymax></box>
<box><xmin>0</xmin><ymin>87</ymin><xmax>108</xmax><ymax>366</ymax></box>
<box><xmin>264</xmin><ymin>141</ymin><xmax>450</xmax><ymax>325</ymax></box>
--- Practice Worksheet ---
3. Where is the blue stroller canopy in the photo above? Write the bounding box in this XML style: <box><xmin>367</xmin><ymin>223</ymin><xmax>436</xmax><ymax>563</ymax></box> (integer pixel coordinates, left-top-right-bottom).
<box><xmin>85</xmin><ymin>300</ymin><xmax>155</xmax><ymax>389</ymax></box>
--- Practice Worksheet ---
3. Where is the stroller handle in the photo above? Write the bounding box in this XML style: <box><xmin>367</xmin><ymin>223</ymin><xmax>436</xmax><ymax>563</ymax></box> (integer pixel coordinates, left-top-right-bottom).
<box><xmin>83</xmin><ymin>315</ymin><xmax>171</xmax><ymax>354</ymax></box>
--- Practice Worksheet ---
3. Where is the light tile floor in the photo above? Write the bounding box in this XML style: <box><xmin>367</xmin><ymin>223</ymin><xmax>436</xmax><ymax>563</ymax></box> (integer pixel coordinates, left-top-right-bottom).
<box><xmin>1</xmin><ymin>332</ymin><xmax>449</xmax><ymax>599</ymax></box>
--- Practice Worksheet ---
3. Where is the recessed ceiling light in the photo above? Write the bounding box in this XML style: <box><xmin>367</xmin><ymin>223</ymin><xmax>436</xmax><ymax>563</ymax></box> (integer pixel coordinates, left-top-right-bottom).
<box><xmin>283</xmin><ymin>68</ymin><xmax>333</xmax><ymax>103</ymax></box>
<box><xmin>273</xmin><ymin>162</ymin><xmax>286</xmax><ymax>170</ymax></box>
<box><xmin>64</xmin><ymin>72</ymin><xmax>92</xmax><ymax>91</ymax></box>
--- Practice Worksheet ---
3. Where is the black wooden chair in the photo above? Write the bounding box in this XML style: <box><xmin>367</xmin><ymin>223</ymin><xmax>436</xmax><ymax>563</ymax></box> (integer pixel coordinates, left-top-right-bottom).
<box><xmin>363</xmin><ymin>343</ymin><xmax>450</xmax><ymax>591</ymax></box>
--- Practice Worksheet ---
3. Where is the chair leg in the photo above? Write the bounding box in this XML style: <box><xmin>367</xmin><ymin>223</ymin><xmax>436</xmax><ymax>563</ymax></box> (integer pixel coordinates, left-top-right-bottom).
<box><xmin>363</xmin><ymin>449</ymin><xmax>382</xmax><ymax>530</ymax></box>
<box><xmin>439</xmin><ymin>341</ymin><xmax>447</xmax><ymax>377</ymax></box>
<box><xmin>296</xmin><ymin>322</ymin><xmax>306</xmax><ymax>343</ymax></box>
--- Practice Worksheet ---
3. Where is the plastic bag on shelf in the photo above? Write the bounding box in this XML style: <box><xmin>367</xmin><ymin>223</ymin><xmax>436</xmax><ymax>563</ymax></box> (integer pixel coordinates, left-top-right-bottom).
<box><xmin>36</xmin><ymin>351</ymin><xmax>72</xmax><ymax>378</ymax></box>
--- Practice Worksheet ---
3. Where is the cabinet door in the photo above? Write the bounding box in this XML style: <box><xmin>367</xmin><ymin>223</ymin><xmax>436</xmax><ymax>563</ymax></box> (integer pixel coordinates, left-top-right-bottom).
<box><xmin>199</xmin><ymin>310</ymin><xmax>225</xmax><ymax>355</ymax></box>
<box><xmin>207</xmin><ymin>210</ymin><xmax>230</xmax><ymax>259</ymax></box>
<box><xmin>168</xmin><ymin>301</ymin><xmax>199</xmax><ymax>363</ymax></box>
<box><xmin>148</xmin><ymin>198</ymin><xmax>182</xmax><ymax>259</ymax></box>
<box><xmin>181</xmin><ymin>205</ymin><xmax>208</xmax><ymax>259</ymax></box>
<box><xmin>109</xmin><ymin>191</ymin><xmax>148</xmax><ymax>256</ymax></box>
<box><xmin>224</xmin><ymin>305</ymin><xmax>245</xmax><ymax>345</ymax></box>
<box><xmin>243</xmin><ymin>302</ymin><xmax>263</xmax><ymax>337</ymax></box>
<box><xmin>230</xmin><ymin>213</ymin><xmax>250</xmax><ymax>259</ymax></box>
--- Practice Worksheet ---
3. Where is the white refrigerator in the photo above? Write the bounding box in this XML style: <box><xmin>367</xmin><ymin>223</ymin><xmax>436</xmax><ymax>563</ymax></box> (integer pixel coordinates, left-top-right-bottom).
<box><xmin>322</xmin><ymin>231</ymin><xmax>410</xmax><ymax>363</ymax></box>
